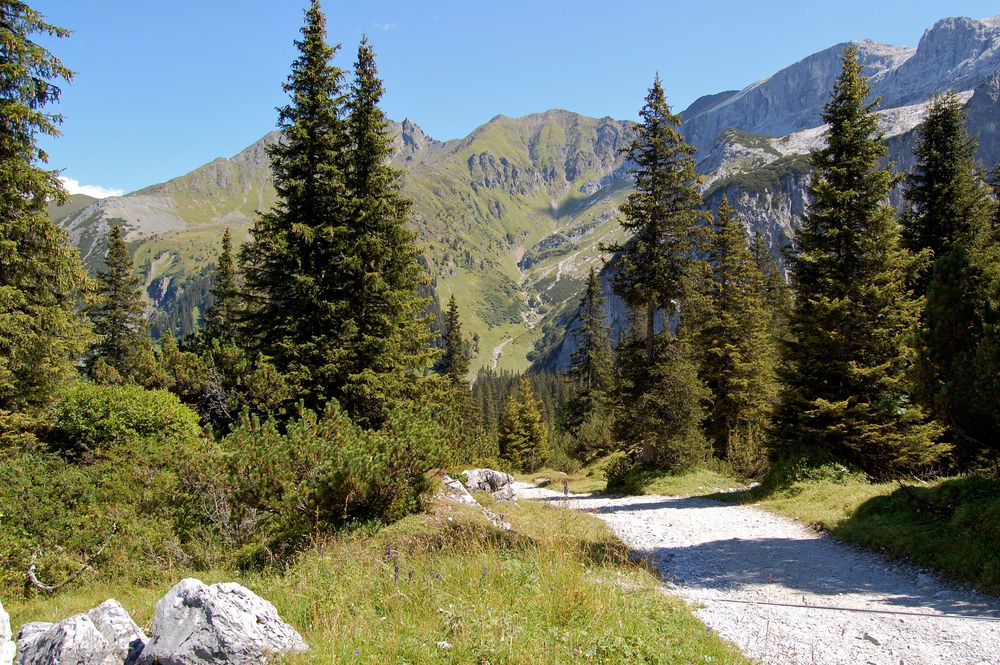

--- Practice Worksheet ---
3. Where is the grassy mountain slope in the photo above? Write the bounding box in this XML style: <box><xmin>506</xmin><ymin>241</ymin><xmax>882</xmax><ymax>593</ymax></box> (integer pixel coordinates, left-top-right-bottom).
<box><xmin>56</xmin><ymin>111</ymin><xmax>635</xmax><ymax>370</ymax></box>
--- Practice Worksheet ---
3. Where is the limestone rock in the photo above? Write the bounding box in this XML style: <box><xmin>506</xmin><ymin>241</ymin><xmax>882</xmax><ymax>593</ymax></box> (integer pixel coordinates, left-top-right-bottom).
<box><xmin>440</xmin><ymin>474</ymin><xmax>479</xmax><ymax>507</ymax></box>
<box><xmin>491</xmin><ymin>485</ymin><xmax>518</xmax><ymax>503</ymax></box>
<box><xmin>462</xmin><ymin>469</ymin><xmax>514</xmax><ymax>493</ymax></box>
<box><xmin>16</xmin><ymin>614</ymin><xmax>118</xmax><ymax>665</ymax></box>
<box><xmin>138</xmin><ymin>578</ymin><xmax>307</xmax><ymax>665</ymax></box>
<box><xmin>14</xmin><ymin>623</ymin><xmax>49</xmax><ymax>652</ymax></box>
<box><xmin>86</xmin><ymin>600</ymin><xmax>147</xmax><ymax>665</ymax></box>
<box><xmin>0</xmin><ymin>599</ymin><xmax>13</xmax><ymax>665</ymax></box>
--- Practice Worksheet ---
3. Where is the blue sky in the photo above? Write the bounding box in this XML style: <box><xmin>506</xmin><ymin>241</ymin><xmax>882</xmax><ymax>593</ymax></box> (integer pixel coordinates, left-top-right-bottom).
<box><xmin>33</xmin><ymin>0</ymin><xmax>1000</xmax><ymax>196</ymax></box>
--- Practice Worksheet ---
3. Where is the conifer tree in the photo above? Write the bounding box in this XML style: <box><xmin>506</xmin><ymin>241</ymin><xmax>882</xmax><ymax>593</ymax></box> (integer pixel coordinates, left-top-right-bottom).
<box><xmin>563</xmin><ymin>267</ymin><xmax>615</xmax><ymax>456</ymax></box>
<box><xmin>240</xmin><ymin>0</ymin><xmax>349</xmax><ymax>409</ymax></box>
<box><xmin>903</xmin><ymin>92</ymin><xmax>993</xmax><ymax>272</ymax></box>
<box><xmin>204</xmin><ymin>228</ymin><xmax>239</xmax><ymax>342</ymax></box>
<box><xmin>903</xmin><ymin>93</ymin><xmax>997</xmax><ymax>458</ymax></box>
<box><xmin>498</xmin><ymin>379</ymin><xmax>549</xmax><ymax>472</ymax></box>
<box><xmin>437</xmin><ymin>294</ymin><xmax>470</xmax><ymax>385</ymax></box>
<box><xmin>773</xmin><ymin>46</ymin><xmax>946</xmax><ymax>478</ymax></box>
<box><xmin>604</xmin><ymin>74</ymin><xmax>704</xmax><ymax>363</ymax></box>
<box><xmin>605</xmin><ymin>74</ymin><xmax>709</xmax><ymax>468</ymax></box>
<box><xmin>569</xmin><ymin>267</ymin><xmax>614</xmax><ymax>394</ymax></box>
<box><xmin>614</xmin><ymin>336</ymin><xmax>710</xmax><ymax>470</ymax></box>
<box><xmin>751</xmin><ymin>232</ymin><xmax>792</xmax><ymax>344</ymax></box>
<box><xmin>0</xmin><ymin>2</ymin><xmax>91</xmax><ymax>420</ymax></box>
<box><xmin>338</xmin><ymin>36</ymin><xmax>434</xmax><ymax>423</ymax></box>
<box><xmin>691</xmin><ymin>197</ymin><xmax>778</xmax><ymax>470</ymax></box>
<box><xmin>86</xmin><ymin>225</ymin><xmax>152</xmax><ymax>383</ymax></box>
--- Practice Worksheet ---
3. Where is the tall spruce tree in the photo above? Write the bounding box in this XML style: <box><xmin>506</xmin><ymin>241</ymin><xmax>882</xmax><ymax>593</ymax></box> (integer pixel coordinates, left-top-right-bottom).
<box><xmin>0</xmin><ymin>2</ymin><xmax>90</xmax><ymax>421</ymax></box>
<box><xmin>903</xmin><ymin>93</ymin><xmax>997</xmax><ymax>459</ymax></box>
<box><xmin>773</xmin><ymin>46</ymin><xmax>946</xmax><ymax>479</ymax></box>
<box><xmin>902</xmin><ymin>92</ymin><xmax>993</xmax><ymax>269</ymax></box>
<box><xmin>204</xmin><ymin>227</ymin><xmax>239</xmax><ymax>342</ymax></box>
<box><xmin>563</xmin><ymin>267</ymin><xmax>615</xmax><ymax>456</ymax></box>
<box><xmin>239</xmin><ymin>1</ymin><xmax>354</xmax><ymax>414</ymax></box>
<box><xmin>605</xmin><ymin>74</ymin><xmax>709</xmax><ymax>467</ymax></box>
<box><xmin>691</xmin><ymin>197</ymin><xmax>777</xmax><ymax>470</ymax></box>
<box><xmin>337</xmin><ymin>37</ymin><xmax>434</xmax><ymax>423</ymax></box>
<box><xmin>437</xmin><ymin>294</ymin><xmax>469</xmax><ymax>385</ymax></box>
<box><xmin>604</xmin><ymin>74</ymin><xmax>704</xmax><ymax>363</ymax></box>
<box><xmin>569</xmin><ymin>267</ymin><xmax>614</xmax><ymax>394</ymax></box>
<box><xmin>86</xmin><ymin>225</ymin><xmax>151</xmax><ymax>383</ymax></box>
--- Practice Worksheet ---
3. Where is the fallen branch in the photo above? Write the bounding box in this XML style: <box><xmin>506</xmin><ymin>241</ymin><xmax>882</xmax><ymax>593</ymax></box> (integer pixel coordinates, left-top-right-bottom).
<box><xmin>28</xmin><ymin>524</ymin><xmax>118</xmax><ymax>594</ymax></box>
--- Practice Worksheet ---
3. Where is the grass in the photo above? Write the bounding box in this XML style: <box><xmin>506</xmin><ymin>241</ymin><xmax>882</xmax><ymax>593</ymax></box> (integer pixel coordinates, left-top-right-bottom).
<box><xmin>610</xmin><ymin>465</ymin><xmax>748</xmax><ymax>498</ymax></box>
<box><xmin>8</xmin><ymin>491</ymin><xmax>750</xmax><ymax>664</ymax></box>
<box><xmin>516</xmin><ymin>463</ymin><xmax>609</xmax><ymax>494</ymax></box>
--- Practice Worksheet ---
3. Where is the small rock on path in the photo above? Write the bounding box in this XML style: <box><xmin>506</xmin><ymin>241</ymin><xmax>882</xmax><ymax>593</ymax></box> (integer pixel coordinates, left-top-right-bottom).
<box><xmin>513</xmin><ymin>482</ymin><xmax>1000</xmax><ymax>665</ymax></box>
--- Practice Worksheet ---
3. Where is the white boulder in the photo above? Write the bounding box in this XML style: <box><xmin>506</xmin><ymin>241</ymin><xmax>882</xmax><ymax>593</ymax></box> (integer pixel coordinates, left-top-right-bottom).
<box><xmin>86</xmin><ymin>600</ymin><xmax>147</xmax><ymax>665</ymax></box>
<box><xmin>0</xmin><ymin>599</ymin><xmax>14</xmax><ymax>665</ymax></box>
<box><xmin>461</xmin><ymin>468</ymin><xmax>514</xmax><ymax>493</ymax></box>
<box><xmin>16</xmin><ymin>614</ymin><xmax>119</xmax><ymax>665</ymax></box>
<box><xmin>138</xmin><ymin>578</ymin><xmax>307</xmax><ymax>664</ymax></box>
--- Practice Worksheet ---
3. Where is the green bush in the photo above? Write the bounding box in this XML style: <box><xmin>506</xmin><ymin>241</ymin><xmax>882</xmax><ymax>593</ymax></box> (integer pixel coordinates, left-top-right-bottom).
<box><xmin>224</xmin><ymin>401</ymin><xmax>450</xmax><ymax>563</ymax></box>
<box><xmin>604</xmin><ymin>451</ymin><xmax>638</xmax><ymax>491</ymax></box>
<box><xmin>48</xmin><ymin>382</ymin><xmax>202</xmax><ymax>457</ymax></box>
<box><xmin>0</xmin><ymin>383</ymin><xmax>226</xmax><ymax>598</ymax></box>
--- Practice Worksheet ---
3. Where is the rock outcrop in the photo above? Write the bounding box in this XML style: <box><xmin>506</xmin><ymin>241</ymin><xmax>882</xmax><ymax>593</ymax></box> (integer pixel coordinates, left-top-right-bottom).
<box><xmin>137</xmin><ymin>578</ymin><xmax>307</xmax><ymax>665</ymax></box>
<box><xmin>17</xmin><ymin>615</ymin><xmax>118</xmax><ymax>665</ymax></box>
<box><xmin>440</xmin><ymin>474</ymin><xmax>513</xmax><ymax>530</ymax></box>
<box><xmin>462</xmin><ymin>469</ymin><xmax>514</xmax><ymax>493</ymax></box>
<box><xmin>16</xmin><ymin>600</ymin><xmax>146</xmax><ymax>665</ymax></box>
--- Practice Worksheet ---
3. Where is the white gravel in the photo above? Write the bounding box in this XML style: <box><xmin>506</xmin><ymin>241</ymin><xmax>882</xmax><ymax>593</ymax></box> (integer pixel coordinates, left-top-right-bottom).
<box><xmin>513</xmin><ymin>482</ymin><xmax>1000</xmax><ymax>665</ymax></box>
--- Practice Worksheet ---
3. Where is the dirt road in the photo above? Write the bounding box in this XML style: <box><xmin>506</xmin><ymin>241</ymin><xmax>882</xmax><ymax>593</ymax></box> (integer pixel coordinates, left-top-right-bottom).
<box><xmin>514</xmin><ymin>482</ymin><xmax>1000</xmax><ymax>665</ymax></box>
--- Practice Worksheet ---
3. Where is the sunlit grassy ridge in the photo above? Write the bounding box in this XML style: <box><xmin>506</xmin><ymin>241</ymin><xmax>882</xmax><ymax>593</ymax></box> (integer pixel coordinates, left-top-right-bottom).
<box><xmin>8</xmin><ymin>491</ymin><xmax>750</xmax><ymax>664</ymax></box>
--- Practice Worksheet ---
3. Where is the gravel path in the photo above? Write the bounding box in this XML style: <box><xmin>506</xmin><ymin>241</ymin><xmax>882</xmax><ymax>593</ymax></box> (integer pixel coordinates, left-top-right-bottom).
<box><xmin>513</xmin><ymin>482</ymin><xmax>1000</xmax><ymax>665</ymax></box>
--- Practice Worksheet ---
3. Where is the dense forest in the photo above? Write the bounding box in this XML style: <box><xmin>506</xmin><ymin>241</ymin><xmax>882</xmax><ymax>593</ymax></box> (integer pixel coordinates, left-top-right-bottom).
<box><xmin>2</xmin><ymin>0</ymin><xmax>999</xmax><ymax>607</ymax></box>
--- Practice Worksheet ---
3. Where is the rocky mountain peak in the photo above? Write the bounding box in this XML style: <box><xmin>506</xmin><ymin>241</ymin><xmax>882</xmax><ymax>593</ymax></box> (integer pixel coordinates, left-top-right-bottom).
<box><xmin>873</xmin><ymin>13</ymin><xmax>1000</xmax><ymax>107</ymax></box>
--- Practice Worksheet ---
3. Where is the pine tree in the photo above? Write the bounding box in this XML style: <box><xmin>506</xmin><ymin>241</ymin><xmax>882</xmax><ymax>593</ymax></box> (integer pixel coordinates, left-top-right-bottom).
<box><xmin>604</xmin><ymin>74</ymin><xmax>705</xmax><ymax>363</ymax></box>
<box><xmin>204</xmin><ymin>227</ymin><xmax>239</xmax><ymax>342</ymax></box>
<box><xmin>605</xmin><ymin>74</ymin><xmax>709</xmax><ymax>468</ymax></box>
<box><xmin>239</xmin><ymin>0</ymin><xmax>349</xmax><ymax>410</ymax></box>
<box><xmin>689</xmin><ymin>197</ymin><xmax>778</xmax><ymax>471</ymax></box>
<box><xmin>86</xmin><ymin>225</ymin><xmax>152</xmax><ymax>383</ymax></box>
<box><xmin>436</xmin><ymin>294</ymin><xmax>469</xmax><ymax>385</ymax></box>
<box><xmin>614</xmin><ymin>336</ymin><xmax>710</xmax><ymax>470</ymax></box>
<box><xmin>569</xmin><ymin>267</ymin><xmax>614</xmax><ymax>393</ymax></box>
<box><xmin>498</xmin><ymin>378</ymin><xmax>549</xmax><ymax>472</ymax></box>
<box><xmin>773</xmin><ymin>46</ymin><xmax>946</xmax><ymax>479</ymax></box>
<box><xmin>563</xmin><ymin>267</ymin><xmax>615</xmax><ymax>456</ymax></box>
<box><xmin>337</xmin><ymin>36</ymin><xmax>434</xmax><ymax>423</ymax></box>
<box><xmin>903</xmin><ymin>92</ymin><xmax>993</xmax><ymax>272</ymax></box>
<box><xmin>751</xmin><ymin>232</ymin><xmax>792</xmax><ymax>344</ymax></box>
<box><xmin>0</xmin><ymin>2</ymin><xmax>91</xmax><ymax>421</ymax></box>
<box><xmin>903</xmin><ymin>93</ymin><xmax>998</xmax><ymax>459</ymax></box>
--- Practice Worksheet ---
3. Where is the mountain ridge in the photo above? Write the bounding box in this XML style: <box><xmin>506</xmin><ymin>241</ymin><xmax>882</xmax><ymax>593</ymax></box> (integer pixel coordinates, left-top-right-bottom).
<box><xmin>54</xmin><ymin>11</ymin><xmax>1000</xmax><ymax>371</ymax></box>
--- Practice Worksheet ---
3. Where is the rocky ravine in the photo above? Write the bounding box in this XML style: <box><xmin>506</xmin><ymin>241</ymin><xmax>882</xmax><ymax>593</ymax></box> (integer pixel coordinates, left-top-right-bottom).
<box><xmin>514</xmin><ymin>483</ymin><xmax>1000</xmax><ymax>665</ymax></box>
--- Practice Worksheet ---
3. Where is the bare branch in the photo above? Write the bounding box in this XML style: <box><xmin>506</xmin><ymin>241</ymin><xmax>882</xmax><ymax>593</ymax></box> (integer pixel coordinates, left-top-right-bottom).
<box><xmin>27</xmin><ymin>524</ymin><xmax>118</xmax><ymax>594</ymax></box>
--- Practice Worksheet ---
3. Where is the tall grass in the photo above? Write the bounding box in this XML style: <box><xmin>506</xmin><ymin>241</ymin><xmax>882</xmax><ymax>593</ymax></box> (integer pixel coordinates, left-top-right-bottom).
<box><xmin>8</xmin><ymin>496</ymin><xmax>750</xmax><ymax>664</ymax></box>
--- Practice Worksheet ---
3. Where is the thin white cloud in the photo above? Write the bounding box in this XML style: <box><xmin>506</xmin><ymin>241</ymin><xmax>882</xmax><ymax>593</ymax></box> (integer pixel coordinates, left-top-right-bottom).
<box><xmin>58</xmin><ymin>176</ymin><xmax>124</xmax><ymax>199</ymax></box>
<box><xmin>374</xmin><ymin>20</ymin><xmax>397</xmax><ymax>32</ymax></box>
